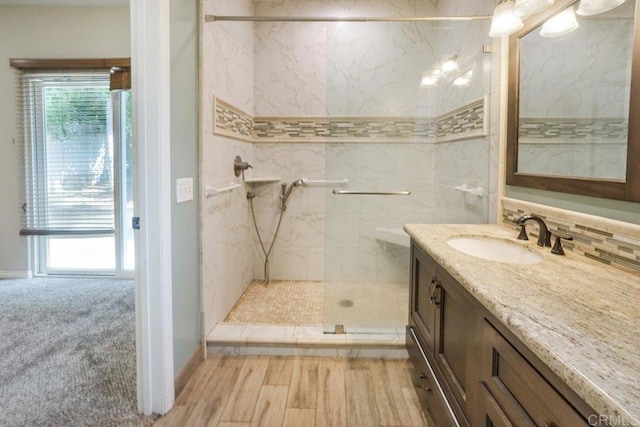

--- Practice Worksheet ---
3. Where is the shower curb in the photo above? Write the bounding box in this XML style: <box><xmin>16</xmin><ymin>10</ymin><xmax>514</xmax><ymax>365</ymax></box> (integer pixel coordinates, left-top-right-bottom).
<box><xmin>206</xmin><ymin>322</ymin><xmax>408</xmax><ymax>358</ymax></box>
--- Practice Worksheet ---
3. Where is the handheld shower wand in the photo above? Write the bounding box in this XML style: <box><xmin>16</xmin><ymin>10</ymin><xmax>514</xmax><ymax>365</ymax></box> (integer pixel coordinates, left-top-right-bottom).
<box><xmin>279</xmin><ymin>179</ymin><xmax>304</xmax><ymax>211</ymax></box>
<box><xmin>249</xmin><ymin>178</ymin><xmax>304</xmax><ymax>283</ymax></box>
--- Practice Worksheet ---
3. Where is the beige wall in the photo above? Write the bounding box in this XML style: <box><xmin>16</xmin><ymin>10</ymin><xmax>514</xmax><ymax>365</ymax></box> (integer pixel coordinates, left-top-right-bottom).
<box><xmin>0</xmin><ymin>6</ymin><xmax>130</xmax><ymax>276</ymax></box>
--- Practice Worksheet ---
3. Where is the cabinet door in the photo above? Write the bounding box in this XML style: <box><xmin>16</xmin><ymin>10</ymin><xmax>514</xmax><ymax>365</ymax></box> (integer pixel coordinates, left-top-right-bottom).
<box><xmin>433</xmin><ymin>267</ymin><xmax>477</xmax><ymax>424</ymax></box>
<box><xmin>410</xmin><ymin>244</ymin><xmax>438</xmax><ymax>353</ymax></box>
<box><xmin>481</xmin><ymin>321</ymin><xmax>588</xmax><ymax>427</ymax></box>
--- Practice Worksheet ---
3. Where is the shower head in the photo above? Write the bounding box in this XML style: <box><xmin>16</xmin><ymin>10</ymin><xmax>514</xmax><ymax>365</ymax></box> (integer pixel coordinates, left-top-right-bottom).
<box><xmin>280</xmin><ymin>179</ymin><xmax>304</xmax><ymax>210</ymax></box>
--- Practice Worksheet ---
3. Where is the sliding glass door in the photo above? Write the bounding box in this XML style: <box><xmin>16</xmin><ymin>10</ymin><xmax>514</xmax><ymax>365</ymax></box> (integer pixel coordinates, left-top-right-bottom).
<box><xmin>26</xmin><ymin>75</ymin><xmax>134</xmax><ymax>276</ymax></box>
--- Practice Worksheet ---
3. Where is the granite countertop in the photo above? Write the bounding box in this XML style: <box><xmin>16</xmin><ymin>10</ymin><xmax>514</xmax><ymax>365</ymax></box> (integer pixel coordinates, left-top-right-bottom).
<box><xmin>404</xmin><ymin>223</ymin><xmax>640</xmax><ymax>424</ymax></box>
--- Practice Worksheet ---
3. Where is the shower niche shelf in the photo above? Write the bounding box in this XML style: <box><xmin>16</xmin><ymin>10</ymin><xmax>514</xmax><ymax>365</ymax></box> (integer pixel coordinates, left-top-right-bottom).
<box><xmin>243</xmin><ymin>177</ymin><xmax>281</xmax><ymax>184</ymax></box>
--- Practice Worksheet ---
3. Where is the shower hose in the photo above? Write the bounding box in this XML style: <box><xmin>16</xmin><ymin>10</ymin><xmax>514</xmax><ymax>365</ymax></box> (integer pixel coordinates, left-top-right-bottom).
<box><xmin>248</xmin><ymin>193</ymin><xmax>285</xmax><ymax>284</ymax></box>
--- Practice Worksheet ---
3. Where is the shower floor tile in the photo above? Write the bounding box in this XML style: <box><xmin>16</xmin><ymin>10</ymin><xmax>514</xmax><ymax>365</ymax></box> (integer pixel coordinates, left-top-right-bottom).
<box><xmin>224</xmin><ymin>280</ymin><xmax>324</xmax><ymax>325</ymax></box>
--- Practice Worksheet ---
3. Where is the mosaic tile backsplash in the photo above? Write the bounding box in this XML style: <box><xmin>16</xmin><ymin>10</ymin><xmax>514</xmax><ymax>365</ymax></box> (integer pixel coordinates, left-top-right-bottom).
<box><xmin>502</xmin><ymin>202</ymin><xmax>640</xmax><ymax>275</ymax></box>
<box><xmin>214</xmin><ymin>96</ymin><xmax>486</xmax><ymax>143</ymax></box>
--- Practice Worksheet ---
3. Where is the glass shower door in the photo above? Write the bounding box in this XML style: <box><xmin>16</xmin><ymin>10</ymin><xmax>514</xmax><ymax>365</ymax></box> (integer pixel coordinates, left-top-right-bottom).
<box><xmin>322</xmin><ymin>18</ymin><xmax>492</xmax><ymax>334</ymax></box>
<box><xmin>322</xmin><ymin>143</ymin><xmax>426</xmax><ymax>333</ymax></box>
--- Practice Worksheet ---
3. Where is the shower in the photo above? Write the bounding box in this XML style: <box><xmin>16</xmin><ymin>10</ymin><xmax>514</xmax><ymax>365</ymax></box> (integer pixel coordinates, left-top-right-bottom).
<box><xmin>248</xmin><ymin>179</ymin><xmax>304</xmax><ymax>283</ymax></box>
<box><xmin>201</xmin><ymin>10</ymin><xmax>494</xmax><ymax>337</ymax></box>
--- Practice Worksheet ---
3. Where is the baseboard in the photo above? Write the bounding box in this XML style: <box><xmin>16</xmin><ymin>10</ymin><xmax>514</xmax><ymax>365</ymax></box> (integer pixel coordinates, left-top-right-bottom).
<box><xmin>174</xmin><ymin>344</ymin><xmax>203</xmax><ymax>399</ymax></box>
<box><xmin>0</xmin><ymin>271</ymin><xmax>33</xmax><ymax>279</ymax></box>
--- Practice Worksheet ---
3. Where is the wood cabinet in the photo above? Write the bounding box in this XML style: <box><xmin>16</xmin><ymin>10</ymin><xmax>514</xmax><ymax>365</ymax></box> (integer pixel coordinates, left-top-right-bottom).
<box><xmin>407</xmin><ymin>241</ymin><xmax>601</xmax><ymax>427</ymax></box>
<box><xmin>480</xmin><ymin>320</ymin><xmax>587</xmax><ymax>427</ymax></box>
<box><xmin>409</xmin><ymin>243</ymin><xmax>476</xmax><ymax>425</ymax></box>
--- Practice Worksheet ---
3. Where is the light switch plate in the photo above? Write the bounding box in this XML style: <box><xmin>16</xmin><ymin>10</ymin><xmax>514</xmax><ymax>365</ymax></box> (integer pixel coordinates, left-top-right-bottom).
<box><xmin>176</xmin><ymin>177</ymin><xmax>194</xmax><ymax>203</ymax></box>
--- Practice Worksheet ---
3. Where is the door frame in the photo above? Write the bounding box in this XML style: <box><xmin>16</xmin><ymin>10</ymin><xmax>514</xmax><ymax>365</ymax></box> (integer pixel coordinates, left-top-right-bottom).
<box><xmin>131</xmin><ymin>0</ymin><xmax>175</xmax><ymax>415</ymax></box>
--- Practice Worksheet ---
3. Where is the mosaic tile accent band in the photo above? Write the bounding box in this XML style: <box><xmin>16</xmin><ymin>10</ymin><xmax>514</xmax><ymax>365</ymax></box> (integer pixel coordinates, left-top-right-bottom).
<box><xmin>436</xmin><ymin>98</ymin><xmax>485</xmax><ymax>139</ymax></box>
<box><xmin>253</xmin><ymin>117</ymin><xmax>436</xmax><ymax>140</ymax></box>
<box><xmin>518</xmin><ymin>118</ymin><xmax>628</xmax><ymax>141</ymax></box>
<box><xmin>213</xmin><ymin>96</ymin><xmax>486</xmax><ymax>143</ymax></box>
<box><xmin>502</xmin><ymin>204</ymin><xmax>640</xmax><ymax>275</ymax></box>
<box><xmin>214</xmin><ymin>98</ymin><xmax>253</xmax><ymax>140</ymax></box>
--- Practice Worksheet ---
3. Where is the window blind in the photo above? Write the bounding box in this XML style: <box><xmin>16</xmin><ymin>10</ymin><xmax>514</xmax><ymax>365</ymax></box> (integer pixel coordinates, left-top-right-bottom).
<box><xmin>15</xmin><ymin>68</ymin><xmax>116</xmax><ymax>236</ymax></box>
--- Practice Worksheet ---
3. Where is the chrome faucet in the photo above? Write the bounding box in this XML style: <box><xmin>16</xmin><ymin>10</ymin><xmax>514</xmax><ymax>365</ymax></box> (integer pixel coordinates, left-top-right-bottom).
<box><xmin>514</xmin><ymin>214</ymin><xmax>552</xmax><ymax>247</ymax></box>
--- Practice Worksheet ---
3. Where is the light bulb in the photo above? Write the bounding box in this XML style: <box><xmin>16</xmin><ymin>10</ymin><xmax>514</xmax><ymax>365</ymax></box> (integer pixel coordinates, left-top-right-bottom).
<box><xmin>540</xmin><ymin>5</ymin><xmax>579</xmax><ymax>37</ymax></box>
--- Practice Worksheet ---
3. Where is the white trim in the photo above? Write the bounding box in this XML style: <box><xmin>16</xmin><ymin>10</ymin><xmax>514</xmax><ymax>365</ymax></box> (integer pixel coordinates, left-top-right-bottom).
<box><xmin>0</xmin><ymin>271</ymin><xmax>33</xmax><ymax>279</ymax></box>
<box><xmin>131</xmin><ymin>0</ymin><xmax>175</xmax><ymax>415</ymax></box>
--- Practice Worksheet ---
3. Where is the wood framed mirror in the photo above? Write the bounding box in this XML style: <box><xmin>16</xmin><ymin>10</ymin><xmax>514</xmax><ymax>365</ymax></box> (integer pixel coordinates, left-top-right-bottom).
<box><xmin>506</xmin><ymin>0</ymin><xmax>640</xmax><ymax>202</ymax></box>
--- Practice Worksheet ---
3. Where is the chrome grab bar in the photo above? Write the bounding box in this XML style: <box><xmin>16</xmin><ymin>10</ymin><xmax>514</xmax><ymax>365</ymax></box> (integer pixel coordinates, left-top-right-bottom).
<box><xmin>332</xmin><ymin>190</ymin><xmax>412</xmax><ymax>196</ymax></box>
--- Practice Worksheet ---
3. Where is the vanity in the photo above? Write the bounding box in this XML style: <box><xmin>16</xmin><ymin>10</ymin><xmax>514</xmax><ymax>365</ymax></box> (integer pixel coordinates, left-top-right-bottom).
<box><xmin>404</xmin><ymin>223</ymin><xmax>640</xmax><ymax>426</ymax></box>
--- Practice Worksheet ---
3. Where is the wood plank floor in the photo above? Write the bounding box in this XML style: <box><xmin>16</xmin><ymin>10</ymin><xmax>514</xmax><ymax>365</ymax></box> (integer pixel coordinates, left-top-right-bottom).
<box><xmin>155</xmin><ymin>355</ymin><xmax>430</xmax><ymax>427</ymax></box>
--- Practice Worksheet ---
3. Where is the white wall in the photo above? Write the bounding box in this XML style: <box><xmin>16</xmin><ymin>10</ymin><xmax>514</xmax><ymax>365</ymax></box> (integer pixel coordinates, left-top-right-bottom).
<box><xmin>0</xmin><ymin>6</ymin><xmax>130</xmax><ymax>276</ymax></box>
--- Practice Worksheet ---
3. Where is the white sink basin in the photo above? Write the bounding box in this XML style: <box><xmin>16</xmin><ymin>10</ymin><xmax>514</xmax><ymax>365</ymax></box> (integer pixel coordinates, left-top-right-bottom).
<box><xmin>447</xmin><ymin>236</ymin><xmax>543</xmax><ymax>265</ymax></box>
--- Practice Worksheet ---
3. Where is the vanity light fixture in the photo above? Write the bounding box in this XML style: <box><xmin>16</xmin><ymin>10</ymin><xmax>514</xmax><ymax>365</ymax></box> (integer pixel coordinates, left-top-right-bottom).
<box><xmin>540</xmin><ymin>5</ymin><xmax>579</xmax><ymax>37</ymax></box>
<box><xmin>576</xmin><ymin>0</ymin><xmax>626</xmax><ymax>15</ymax></box>
<box><xmin>489</xmin><ymin>0</ymin><xmax>524</xmax><ymax>37</ymax></box>
<box><xmin>514</xmin><ymin>0</ymin><xmax>555</xmax><ymax>16</ymax></box>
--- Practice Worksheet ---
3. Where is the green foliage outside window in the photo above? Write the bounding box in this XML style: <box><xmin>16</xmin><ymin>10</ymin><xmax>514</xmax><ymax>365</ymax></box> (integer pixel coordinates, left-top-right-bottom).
<box><xmin>45</xmin><ymin>86</ymin><xmax>111</xmax><ymax>141</ymax></box>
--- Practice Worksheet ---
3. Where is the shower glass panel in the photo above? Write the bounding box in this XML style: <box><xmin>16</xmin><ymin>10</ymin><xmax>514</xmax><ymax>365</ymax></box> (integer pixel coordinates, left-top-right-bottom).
<box><xmin>321</xmin><ymin>19</ymin><xmax>492</xmax><ymax>334</ymax></box>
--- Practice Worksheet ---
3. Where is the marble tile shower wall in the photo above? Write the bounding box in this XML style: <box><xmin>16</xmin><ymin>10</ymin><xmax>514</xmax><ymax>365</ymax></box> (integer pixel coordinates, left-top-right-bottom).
<box><xmin>212</xmin><ymin>97</ymin><xmax>488</xmax><ymax>282</ymax></box>
<box><xmin>253</xmin><ymin>4</ymin><xmax>439</xmax><ymax>117</ymax></box>
<box><xmin>201</xmin><ymin>0</ymin><xmax>256</xmax><ymax>333</ymax></box>
<box><xmin>428</xmin><ymin>10</ymin><xmax>495</xmax><ymax>226</ymax></box>
<box><xmin>250</xmin><ymin>142</ymin><xmax>439</xmax><ymax>283</ymax></box>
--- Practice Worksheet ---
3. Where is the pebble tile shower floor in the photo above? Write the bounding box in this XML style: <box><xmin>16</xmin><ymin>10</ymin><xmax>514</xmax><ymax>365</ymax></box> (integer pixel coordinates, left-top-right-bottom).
<box><xmin>224</xmin><ymin>280</ymin><xmax>324</xmax><ymax>325</ymax></box>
